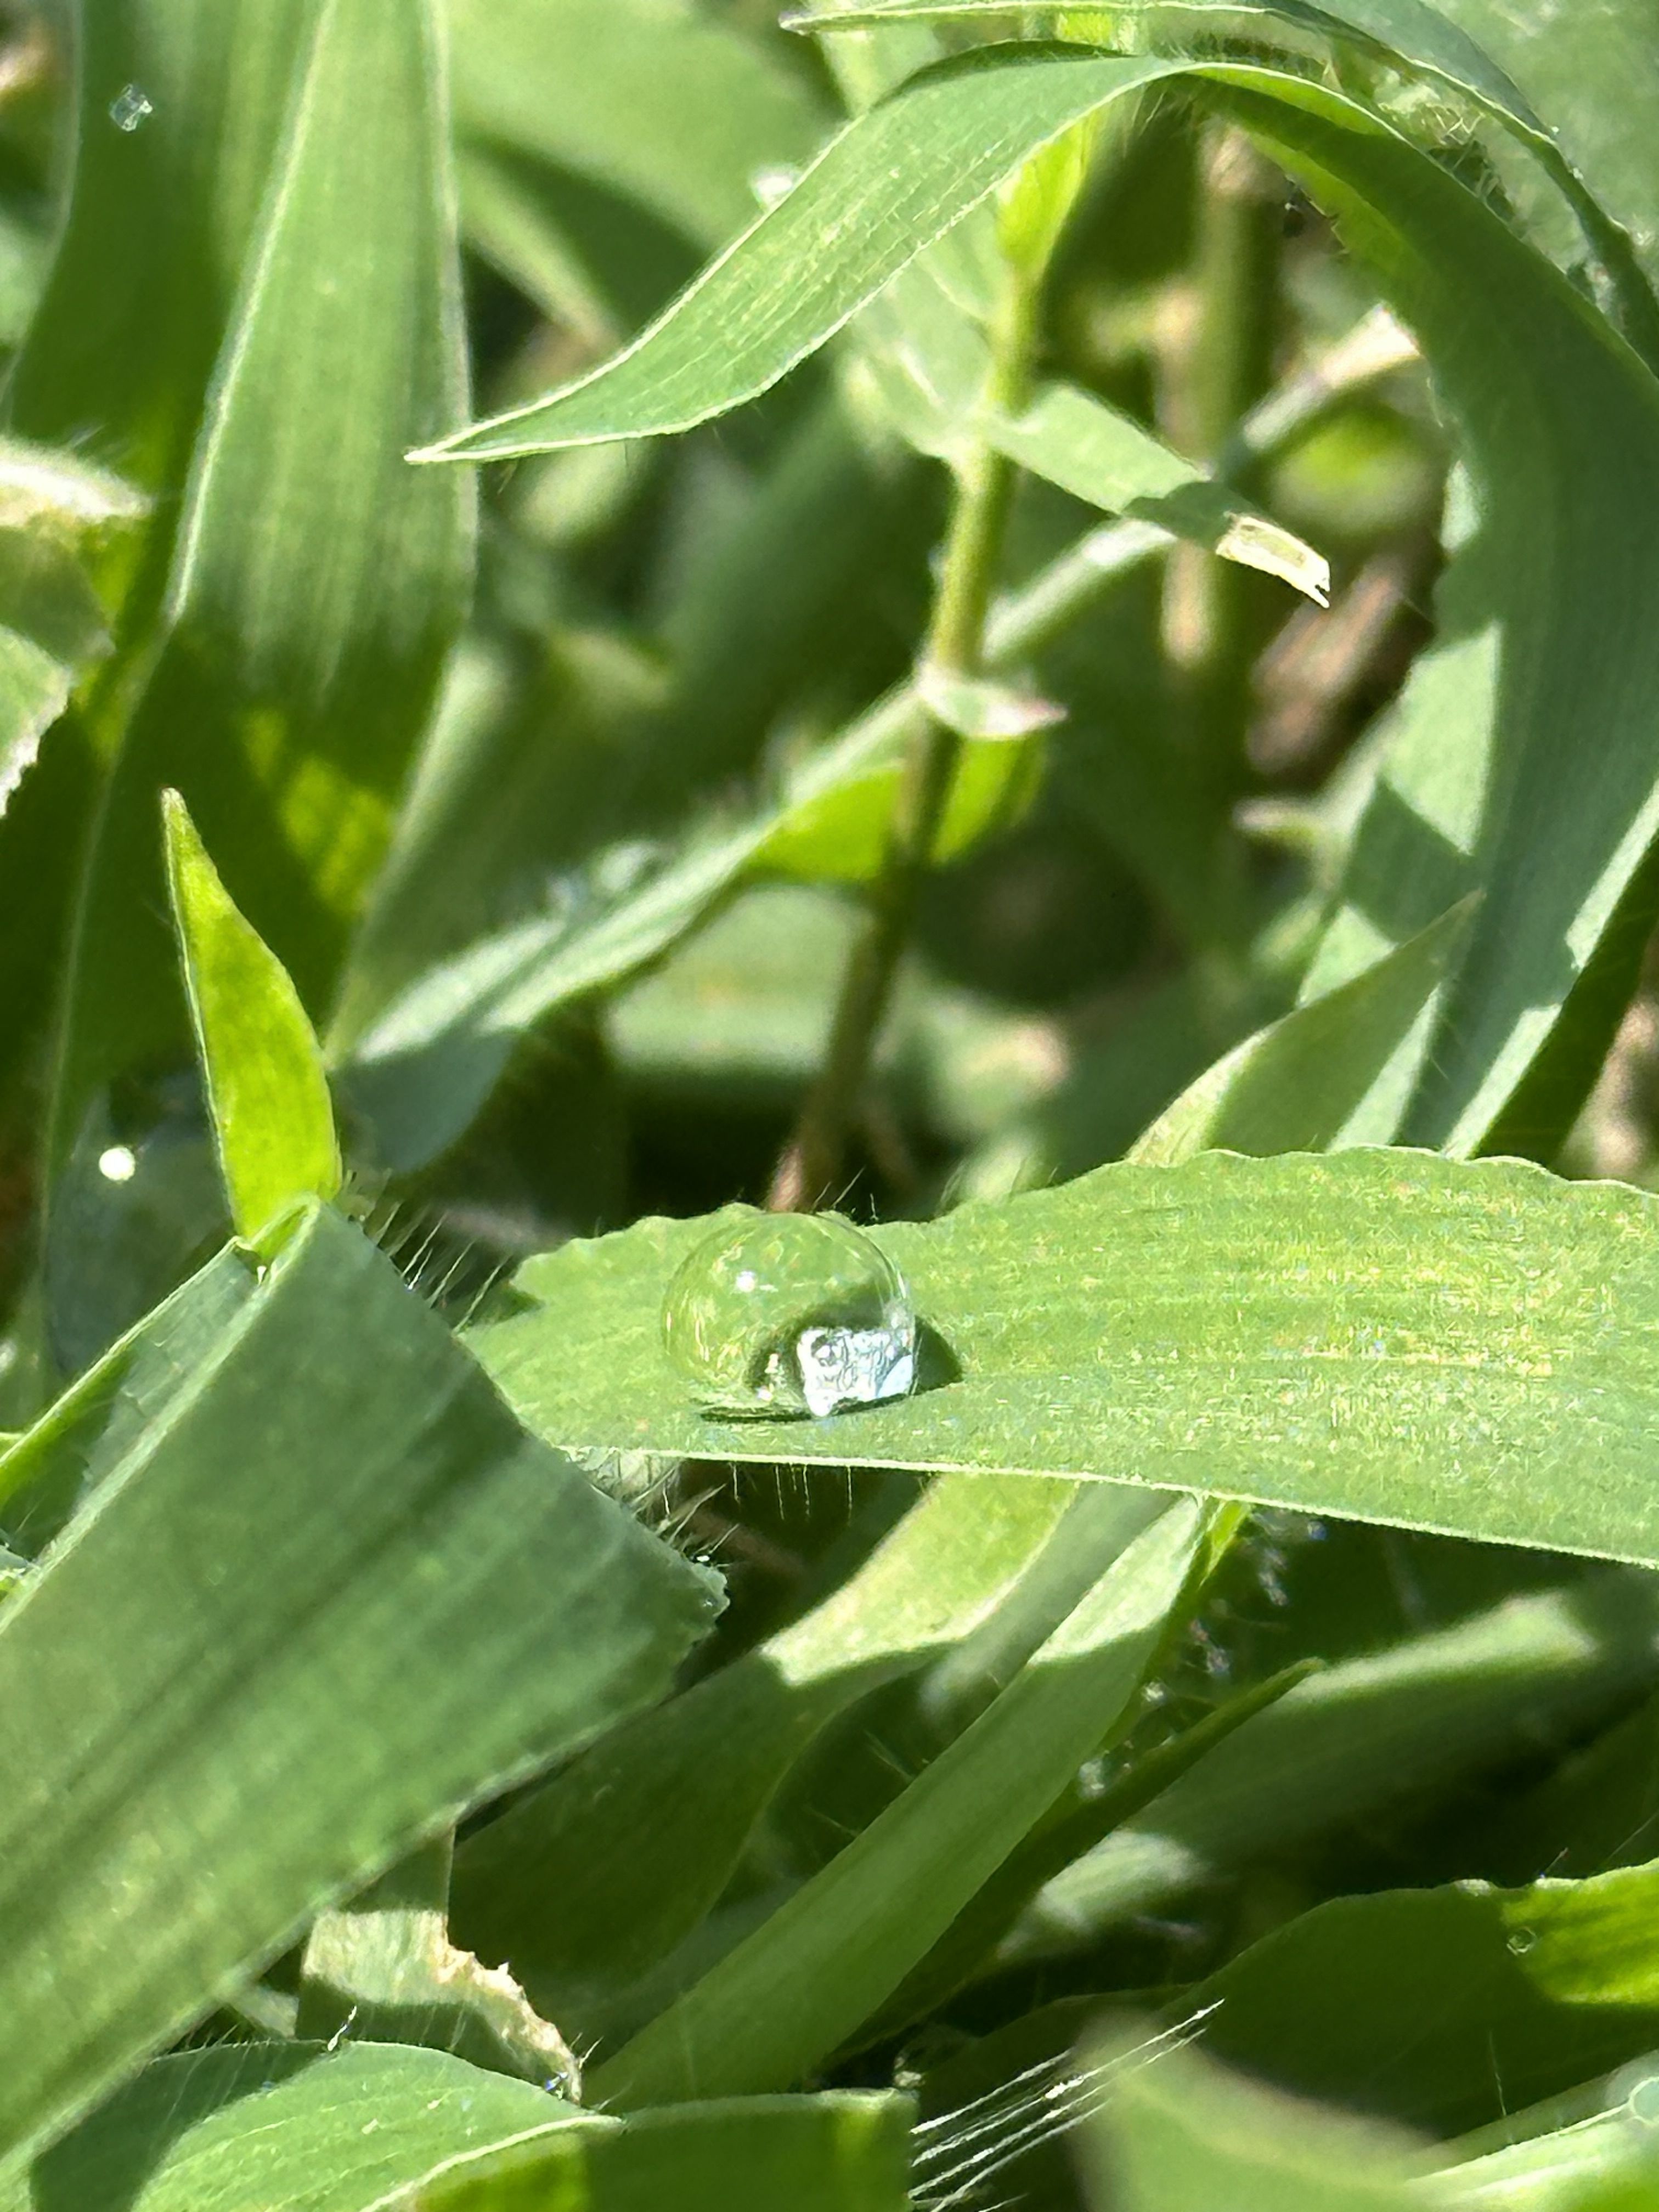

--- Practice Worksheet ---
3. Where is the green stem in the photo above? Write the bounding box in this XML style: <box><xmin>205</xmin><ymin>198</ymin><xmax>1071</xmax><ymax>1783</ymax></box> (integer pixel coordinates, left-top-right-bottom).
<box><xmin>770</xmin><ymin>274</ymin><xmax>1041</xmax><ymax>1210</ymax></box>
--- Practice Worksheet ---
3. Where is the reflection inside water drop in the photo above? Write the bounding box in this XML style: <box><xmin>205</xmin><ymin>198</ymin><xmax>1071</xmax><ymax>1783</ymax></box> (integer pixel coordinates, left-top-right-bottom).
<box><xmin>109</xmin><ymin>84</ymin><xmax>153</xmax><ymax>131</ymax></box>
<box><xmin>662</xmin><ymin>1206</ymin><xmax>918</xmax><ymax>1419</ymax></box>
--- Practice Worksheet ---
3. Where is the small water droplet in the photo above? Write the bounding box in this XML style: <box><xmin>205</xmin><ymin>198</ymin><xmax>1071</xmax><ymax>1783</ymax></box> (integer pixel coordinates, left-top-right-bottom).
<box><xmin>1628</xmin><ymin>2075</ymin><xmax>1659</xmax><ymax>2125</ymax></box>
<box><xmin>662</xmin><ymin>1206</ymin><xmax>918</xmax><ymax>1419</ymax></box>
<box><xmin>1507</xmin><ymin>1927</ymin><xmax>1538</xmax><ymax>1956</ymax></box>
<box><xmin>359</xmin><ymin>2119</ymin><xmax>380</xmax><ymax>2136</ymax></box>
<box><xmin>109</xmin><ymin>84</ymin><xmax>153</xmax><ymax>132</ymax></box>
<box><xmin>97</xmin><ymin>1143</ymin><xmax>137</xmax><ymax>1183</ymax></box>
<box><xmin>751</xmin><ymin>163</ymin><xmax>800</xmax><ymax>209</ymax></box>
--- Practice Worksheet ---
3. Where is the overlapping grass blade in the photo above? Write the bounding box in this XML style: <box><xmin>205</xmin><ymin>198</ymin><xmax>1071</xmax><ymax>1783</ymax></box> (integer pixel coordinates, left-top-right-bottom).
<box><xmin>0</xmin><ymin>1206</ymin><xmax>716</xmax><ymax>2160</ymax></box>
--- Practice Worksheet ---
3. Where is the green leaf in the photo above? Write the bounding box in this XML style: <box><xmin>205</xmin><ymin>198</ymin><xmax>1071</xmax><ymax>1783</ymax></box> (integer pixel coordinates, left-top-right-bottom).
<box><xmin>846</xmin><ymin>244</ymin><xmax>1329</xmax><ymax>594</ymax></box>
<box><xmin>388</xmin><ymin>2092</ymin><xmax>915</xmax><ymax>2212</ymax></box>
<box><xmin>470</xmin><ymin>1150</ymin><xmax>1659</xmax><ymax>1567</ymax></box>
<box><xmin>1190</xmin><ymin>1861</ymin><xmax>1659</xmax><ymax>2137</ymax></box>
<box><xmin>591</xmin><ymin>1498</ymin><xmax>1204</xmax><ymax>2106</ymax></box>
<box><xmin>0</xmin><ymin>1204</ymin><xmax>716</xmax><ymax>2162</ymax></box>
<box><xmin>1080</xmin><ymin>2029</ymin><xmax>1425</xmax><ymax>2212</ymax></box>
<box><xmin>10</xmin><ymin>0</ymin><xmax>330</xmax><ymax>498</ymax></box>
<box><xmin>0</xmin><ymin>438</ymin><xmax>148</xmax><ymax>806</ymax></box>
<box><xmin>426</xmin><ymin>39</ymin><xmax>1659</xmax><ymax>1159</ymax></box>
<box><xmin>162</xmin><ymin>792</ymin><xmax>341</xmax><ymax>1246</ymax></box>
<box><xmin>450</xmin><ymin>1475</ymin><xmax>1149</xmax><ymax>2045</ymax></box>
<box><xmin>0</xmin><ymin>2042</ymin><xmax>575</xmax><ymax>2212</ymax></box>
<box><xmin>448</xmin><ymin>0</ymin><xmax>830</xmax><ymax>255</ymax></box>
<box><xmin>1130</xmin><ymin>898</ymin><xmax>1476</xmax><ymax>1164</ymax></box>
<box><xmin>448</xmin><ymin>1473</ymin><xmax>1076</xmax><ymax>2002</ymax></box>
<box><xmin>411</xmin><ymin>48</ymin><xmax>1187</xmax><ymax>459</ymax></box>
<box><xmin>296</xmin><ymin>1836</ymin><xmax>581</xmax><ymax>2096</ymax></box>
<box><xmin>335</xmin><ymin>518</ymin><xmax>1166</xmax><ymax>1171</ymax></box>
<box><xmin>0</xmin><ymin>1245</ymin><xmax>257</xmax><ymax>1550</ymax></box>
<box><xmin>46</xmin><ymin>0</ymin><xmax>473</xmax><ymax>1178</ymax></box>
<box><xmin>783</xmin><ymin>0</ymin><xmax>1659</xmax><ymax>363</ymax></box>
<box><xmin>1011</xmin><ymin>1572</ymin><xmax>1659</xmax><ymax>1967</ymax></box>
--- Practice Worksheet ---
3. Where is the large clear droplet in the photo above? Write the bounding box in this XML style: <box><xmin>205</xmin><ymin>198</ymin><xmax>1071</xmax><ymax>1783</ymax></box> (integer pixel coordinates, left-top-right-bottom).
<box><xmin>662</xmin><ymin>1207</ymin><xmax>918</xmax><ymax>1419</ymax></box>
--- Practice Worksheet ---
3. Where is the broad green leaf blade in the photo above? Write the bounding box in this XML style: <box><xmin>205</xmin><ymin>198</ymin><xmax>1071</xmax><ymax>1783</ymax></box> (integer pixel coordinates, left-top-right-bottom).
<box><xmin>785</xmin><ymin>0</ymin><xmax>1659</xmax><ymax>363</ymax></box>
<box><xmin>47</xmin><ymin>0</ymin><xmax>473</xmax><ymax>1177</ymax></box>
<box><xmin>1130</xmin><ymin>898</ymin><xmax>1476</xmax><ymax>1164</ymax></box>
<box><xmin>1012</xmin><ymin>1572</ymin><xmax>1659</xmax><ymax>1965</ymax></box>
<box><xmin>390</xmin><ymin>2092</ymin><xmax>915</xmax><ymax>2212</ymax></box>
<box><xmin>470</xmin><ymin>1150</ymin><xmax>1659</xmax><ymax>1567</ymax></box>
<box><xmin>449</xmin><ymin>0</ymin><xmax>830</xmax><ymax>255</ymax></box>
<box><xmin>592</xmin><ymin>1499</ymin><xmax>1204</xmax><ymax>2106</ymax></box>
<box><xmin>1191</xmin><ymin>1862</ymin><xmax>1659</xmax><ymax>2137</ymax></box>
<box><xmin>162</xmin><ymin>792</ymin><xmax>341</xmax><ymax>1244</ymax></box>
<box><xmin>1080</xmin><ymin>2030</ymin><xmax>1424</xmax><ymax>2212</ymax></box>
<box><xmin>0</xmin><ymin>2043</ymin><xmax>574</xmax><ymax>2212</ymax></box>
<box><xmin>452</xmin><ymin>1472</ymin><xmax>1086</xmax><ymax>2035</ymax></box>
<box><xmin>0</xmin><ymin>1205</ymin><xmax>717</xmax><ymax>2162</ymax></box>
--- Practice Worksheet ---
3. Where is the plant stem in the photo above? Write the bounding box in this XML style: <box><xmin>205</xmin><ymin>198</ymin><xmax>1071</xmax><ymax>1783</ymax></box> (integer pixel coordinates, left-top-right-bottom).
<box><xmin>769</xmin><ymin>275</ymin><xmax>1041</xmax><ymax>1211</ymax></box>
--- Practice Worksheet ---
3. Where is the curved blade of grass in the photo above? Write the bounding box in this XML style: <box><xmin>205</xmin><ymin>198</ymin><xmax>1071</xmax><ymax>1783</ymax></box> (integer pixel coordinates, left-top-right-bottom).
<box><xmin>592</xmin><ymin>1499</ymin><xmax>1204</xmax><ymax>2107</ymax></box>
<box><xmin>783</xmin><ymin>0</ymin><xmax>1659</xmax><ymax>364</ymax></box>
<box><xmin>162</xmin><ymin>793</ymin><xmax>341</xmax><ymax>1246</ymax></box>
<box><xmin>46</xmin><ymin>0</ymin><xmax>472</xmax><ymax>1184</ymax></box>
<box><xmin>470</xmin><ymin>1149</ymin><xmax>1659</xmax><ymax>1568</ymax></box>
<box><xmin>0</xmin><ymin>1205</ymin><xmax>717</xmax><ymax>2162</ymax></box>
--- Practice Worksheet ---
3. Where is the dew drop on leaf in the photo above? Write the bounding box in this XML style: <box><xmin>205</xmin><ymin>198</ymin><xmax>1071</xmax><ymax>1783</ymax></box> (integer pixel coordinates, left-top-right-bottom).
<box><xmin>662</xmin><ymin>1206</ymin><xmax>918</xmax><ymax>1419</ymax></box>
<box><xmin>108</xmin><ymin>84</ymin><xmax>154</xmax><ymax>132</ymax></box>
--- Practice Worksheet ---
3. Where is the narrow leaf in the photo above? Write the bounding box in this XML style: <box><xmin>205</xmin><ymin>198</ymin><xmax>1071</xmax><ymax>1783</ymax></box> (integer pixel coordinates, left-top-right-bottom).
<box><xmin>162</xmin><ymin>791</ymin><xmax>341</xmax><ymax>1244</ymax></box>
<box><xmin>47</xmin><ymin>0</ymin><xmax>473</xmax><ymax>1176</ymax></box>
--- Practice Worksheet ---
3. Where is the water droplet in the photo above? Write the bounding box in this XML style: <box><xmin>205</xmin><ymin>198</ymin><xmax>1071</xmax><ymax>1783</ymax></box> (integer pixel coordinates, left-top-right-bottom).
<box><xmin>1628</xmin><ymin>2075</ymin><xmax>1659</xmax><ymax>2125</ymax></box>
<box><xmin>751</xmin><ymin>163</ymin><xmax>800</xmax><ymax>209</ymax></box>
<box><xmin>109</xmin><ymin>84</ymin><xmax>153</xmax><ymax>132</ymax></box>
<box><xmin>97</xmin><ymin>1143</ymin><xmax>137</xmax><ymax>1183</ymax></box>
<box><xmin>1507</xmin><ymin>1927</ymin><xmax>1538</xmax><ymax>1956</ymax></box>
<box><xmin>662</xmin><ymin>1207</ymin><xmax>918</xmax><ymax>1419</ymax></box>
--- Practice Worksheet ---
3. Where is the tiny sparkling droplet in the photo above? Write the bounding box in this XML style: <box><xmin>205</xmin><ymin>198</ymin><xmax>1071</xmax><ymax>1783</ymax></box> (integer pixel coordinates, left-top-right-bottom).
<box><xmin>1507</xmin><ymin>1927</ymin><xmax>1538</xmax><ymax>1956</ymax></box>
<box><xmin>662</xmin><ymin>1206</ymin><xmax>918</xmax><ymax>1419</ymax></box>
<box><xmin>97</xmin><ymin>1144</ymin><xmax>137</xmax><ymax>1183</ymax></box>
<box><xmin>109</xmin><ymin>84</ymin><xmax>154</xmax><ymax>132</ymax></box>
